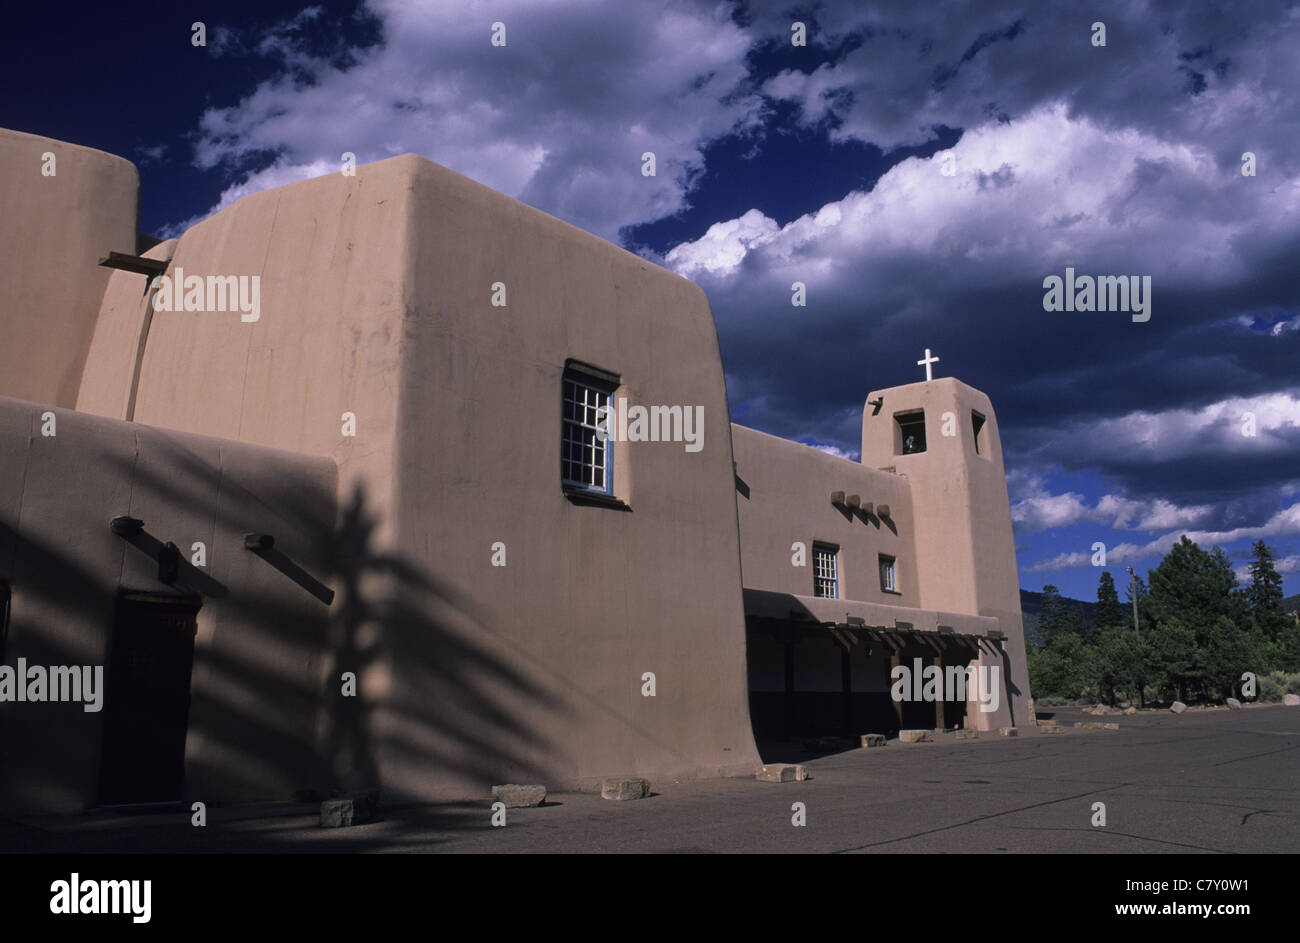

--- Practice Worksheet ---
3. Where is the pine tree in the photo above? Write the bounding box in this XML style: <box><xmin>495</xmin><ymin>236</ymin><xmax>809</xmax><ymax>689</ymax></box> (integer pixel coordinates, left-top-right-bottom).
<box><xmin>1146</xmin><ymin>537</ymin><xmax>1251</xmax><ymax>702</ymax></box>
<box><xmin>1095</xmin><ymin>571</ymin><xmax>1125</xmax><ymax>632</ymax></box>
<box><xmin>1246</xmin><ymin>540</ymin><xmax>1287</xmax><ymax>643</ymax></box>
<box><xmin>1039</xmin><ymin>584</ymin><xmax>1068</xmax><ymax>643</ymax></box>
<box><xmin>1092</xmin><ymin>624</ymin><xmax>1151</xmax><ymax>706</ymax></box>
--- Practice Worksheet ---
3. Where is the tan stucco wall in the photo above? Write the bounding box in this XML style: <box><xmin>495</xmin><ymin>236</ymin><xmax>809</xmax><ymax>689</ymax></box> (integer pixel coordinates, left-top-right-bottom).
<box><xmin>0</xmin><ymin>129</ymin><xmax>138</xmax><ymax>408</ymax></box>
<box><xmin>122</xmin><ymin>163</ymin><xmax>407</xmax><ymax>540</ymax></box>
<box><xmin>861</xmin><ymin>378</ymin><xmax>1032</xmax><ymax>726</ymax></box>
<box><xmin>76</xmin><ymin>239</ymin><xmax>179</xmax><ymax>420</ymax></box>
<box><xmin>76</xmin><ymin>152</ymin><xmax>760</xmax><ymax>799</ymax></box>
<box><xmin>392</xmin><ymin>158</ymin><xmax>760</xmax><ymax>796</ymax></box>
<box><xmin>0</xmin><ymin>396</ymin><xmax>336</xmax><ymax>812</ymax></box>
<box><xmin>732</xmin><ymin>424</ymin><xmax>918</xmax><ymax>605</ymax></box>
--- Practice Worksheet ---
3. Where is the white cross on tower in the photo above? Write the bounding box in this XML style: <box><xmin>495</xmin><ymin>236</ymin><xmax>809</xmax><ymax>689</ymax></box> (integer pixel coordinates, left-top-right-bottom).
<box><xmin>917</xmin><ymin>348</ymin><xmax>940</xmax><ymax>382</ymax></box>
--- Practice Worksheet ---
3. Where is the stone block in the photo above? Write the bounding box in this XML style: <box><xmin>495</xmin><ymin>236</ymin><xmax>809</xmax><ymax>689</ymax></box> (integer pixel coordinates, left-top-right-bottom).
<box><xmin>601</xmin><ymin>778</ymin><xmax>651</xmax><ymax>800</ymax></box>
<box><xmin>998</xmin><ymin>727</ymin><xmax>1018</xmax><ymax>737</ymax></box>
<box><xmin>492</xmin><ymin>784</ymin><xmax>547</xmax><ymax>808</ymax></box>
<box><xmin>955</xmin><ymin>730</ymin><xmax>978</xmax><ymax>740</ymax></box>
<box><xmin>1283</xmin><ymin>693</ymin><xmax>1299</xmax><ymax>707</ymax></box>
<box><xmin>1103</xmin><ymin>722</ymin><xmax>1120</xmax><ymax>730</ymax></box>
<box><xmin>1170</xmin><ymin>701</ymin><xmax>1187</xmax><ymax>713</ymax></box>
<box><xmin>1042</xmin><ymin>726</ymin><xmax>1066</xmax><ymax>734</ymax></box>
<box><xmin>320</xmin><ymin>790</ymin><xmax>378</xmax><ymax>828</ymax></box>
<box><xmin>860</xmin><ymin>734</ymin><xmax>887</xmax><ymax>748</ymax></box>
<box><xmin>1124</xmin><ymin>706</ymin><xmax>1137</xmax><ymax>715</ymax></box>
<box><xmin>898</xmin><ymin>729</ymin><xmax>931</xmax><ymax>743</ymax></box>
<box><xmin>1226</xmin><ymin>698</ymin><xmax>1242</xmax><ymax>710</ymax></box>
<box><xmin>755</xmin><ymin>765</ymin><xmax>808</xmax><ymax>783</ymax></box>
<box><xmin>1037</xmin><ymin>719</ymin><xmax>1058</xmax><ymax>727</ymax></box>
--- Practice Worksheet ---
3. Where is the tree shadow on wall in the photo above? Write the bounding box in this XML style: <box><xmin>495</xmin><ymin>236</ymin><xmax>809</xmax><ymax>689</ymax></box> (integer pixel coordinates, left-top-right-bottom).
<box><xmin>320</xmin><ymin>482</ymin><xmax>567</xmax><ymax>801</ymax></box>
<box><xmin>0</xmin><ymin>419</ymin><xmax>565</xmax><ymax>848</ymax></box>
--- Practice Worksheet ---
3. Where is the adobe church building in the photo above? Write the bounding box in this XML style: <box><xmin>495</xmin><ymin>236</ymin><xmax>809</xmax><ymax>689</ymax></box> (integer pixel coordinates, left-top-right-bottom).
<box><xmin>0</xmin><ymin>127</ymin><xmax>1032</xmax><ymax>814</ymax></box>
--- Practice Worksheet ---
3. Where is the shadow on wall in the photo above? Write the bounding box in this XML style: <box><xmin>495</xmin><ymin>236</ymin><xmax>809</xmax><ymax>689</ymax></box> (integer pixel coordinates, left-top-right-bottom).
<box><xmin>0</xmin><ymin>424</ymin><xmax>565</xmax><ymax>826</ymax></box>
<box><xmin>320</xmin><ymin>483</ymin><xmax>568</xmax><ymax>799</ymax></box>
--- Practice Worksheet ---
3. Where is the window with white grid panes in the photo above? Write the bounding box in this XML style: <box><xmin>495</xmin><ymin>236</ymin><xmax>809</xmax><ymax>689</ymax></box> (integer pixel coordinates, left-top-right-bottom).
<box><xmin>561</xmin><ymin>371</ymin><xmax>614</xmax><ymax>493</ymax></box>
<box><xmin>813</xmin><ymin>543</ymin><xmax>838</xmax><ymax>598</ymax></box>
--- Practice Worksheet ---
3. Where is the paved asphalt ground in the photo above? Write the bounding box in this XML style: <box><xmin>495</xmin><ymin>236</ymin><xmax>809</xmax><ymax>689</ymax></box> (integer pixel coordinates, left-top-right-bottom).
<box><xmin>3</xmin><ymin>704</ymin><xmax>1296</xmax><ymax>854</ymax></box>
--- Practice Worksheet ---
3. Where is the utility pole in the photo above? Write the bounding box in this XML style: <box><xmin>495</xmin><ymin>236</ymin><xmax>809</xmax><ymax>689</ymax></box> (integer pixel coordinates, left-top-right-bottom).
<box><xmin>1126</xmin><ymin>566</ymin><xmax>1140</xmax><ymax>639</ymax></box>
<box><xmin>1127</xmin><ymin>566</ymin><xmax>1144</xmax><ymax>709</ymax></box>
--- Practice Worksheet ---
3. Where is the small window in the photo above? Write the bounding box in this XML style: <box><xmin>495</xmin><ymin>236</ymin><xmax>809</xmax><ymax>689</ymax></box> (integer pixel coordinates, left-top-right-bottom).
<box><xmin>561</xmin><ymin>364</ymin><xmax>618</xmax><ymax>494</ymax></box>
<box><xmin>896</xmin><ymin>411</ymin><xmax>926</xmax><ymax>455</ymax></box>
<box><xmin>971</xmin><ymin>410</ymin><xmax>987</xmax><ymax>456</ymax></box>
<box><xmin>879</xmin><ymin>555</ymin><xmax>897</xmax><ymax>593</ymax></box>
<box><xmin>813</xmin><ymin>544</ymin><xmax>839</xmax><ymax>598</ymax></box>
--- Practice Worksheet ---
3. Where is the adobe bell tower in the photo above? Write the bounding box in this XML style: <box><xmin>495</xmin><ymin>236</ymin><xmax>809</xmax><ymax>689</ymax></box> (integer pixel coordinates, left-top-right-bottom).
<box><xmin>861</xmin><ymin>369</ymin><xmax>1035</xmax><ymax>727</ymax></box>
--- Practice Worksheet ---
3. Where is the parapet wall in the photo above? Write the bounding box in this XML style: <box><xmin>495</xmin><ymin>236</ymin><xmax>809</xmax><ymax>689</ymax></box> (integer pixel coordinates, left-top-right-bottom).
<box><xmin>732</xmin><ymin>424</ymin><xmax>918</xmax><ymax>605</ymax></box>
<box><xmin>0</xmin><ymin>129</ymin><xmax>138</xmax><ymax>409</ymax></box>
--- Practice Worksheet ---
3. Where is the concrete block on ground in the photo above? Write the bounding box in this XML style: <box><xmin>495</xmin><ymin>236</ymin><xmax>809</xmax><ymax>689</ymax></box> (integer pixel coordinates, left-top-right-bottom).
<box><xmin>1124</xmin><ymin>706</ymin><xmax>1137</xmax><ymax>715</ymax></box>
<box><xmin>1170</xmin><ymin>701</ymin><xmax>1187</xmax><ymax>713</ymax></box>
<box><xmin>601</xmin><ymin>779</ymin><xmax>651</xmax><ymax>800</ymax></box>
<box><xmin>955</xmin><ymin>730</ymin><xmax>978</xmax><ymax>740</ymax></box>
<box><xmin>1037</xmin><ymin>719</ymin><xmax>1058</xmax><ymax>727</ymax></box>
<box><xmin>1043</xmin><ymin>726</ymin><xmax>1066</xmax><ymax>734</ymax></box>
<box><xmin>1284</xmin><ymin>694</ymin><xmax>1300</xmax><ymax>706</ymax></box>
<box><xmin>320</xmin><ymin>790</ymin><xmax>378</xmax><ymax>828</ymax></box>
<box><xmin>492</xmin><ymin>784</ymin><xmax>546</xmax><ymax>808</ymax></box>
<box><xmin>998</xmin><ymin>727</ymin><xmax>1018</xmax><ymax>737</ymax></box>
<box><xmin>898</xmin><ymin>729</ymin><xmax>931</xmax><ymax>743</ymax></box>
<box><xmin>1102</xmin><ymin>722</ymin><xmax>1120</xmax><ymax>730</ymax></box>
<box><xmin>1226</xmin><ymin>698</ymin><xmax>1242</xmax><ymax>710</ymax></box>
<box><xmin>860</xmin><ymin>734</ymin><xmax>887</xmax><ymax>748</ymax></box>
<box><xmin>755</xmin><ymin>764</ymin><xmax>809</xmax><ymax>783</ymax></box>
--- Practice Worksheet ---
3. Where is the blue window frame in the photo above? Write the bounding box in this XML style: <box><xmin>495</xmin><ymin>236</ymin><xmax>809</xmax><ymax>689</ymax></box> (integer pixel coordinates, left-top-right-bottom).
<box><xmin>880</xmin><ymin>554</ymin><xmax>897</xmax><ymax>593</ymax></box>
<box><xmin>562</xmin><ymin>365</ymin><xmax>617</xmax><ymax>495</ymax></box>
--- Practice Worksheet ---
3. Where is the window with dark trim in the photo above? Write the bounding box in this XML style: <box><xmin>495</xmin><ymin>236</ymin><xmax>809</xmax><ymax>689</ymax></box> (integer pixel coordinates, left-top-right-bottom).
<box><xmin>561</xmin><ymin>362</ymin><xmax>618</xmax><ymax>496</ymax></box>
<box><xmin>813</xmin><ymin>544</ymin><xmax>839</xmax><ymax>598</ymax></box>
<box><xmin>880</xmin><ymin>554</ymin><xmax>898</xmax><ymax>594</ymax></box>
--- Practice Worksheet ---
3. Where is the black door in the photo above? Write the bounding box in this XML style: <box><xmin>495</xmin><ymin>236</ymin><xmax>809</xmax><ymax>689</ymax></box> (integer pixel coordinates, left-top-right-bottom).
<box><xmin>98</xmin><ymin>593</ymin><xmax>199</xmax><ymax>805</ymax></box>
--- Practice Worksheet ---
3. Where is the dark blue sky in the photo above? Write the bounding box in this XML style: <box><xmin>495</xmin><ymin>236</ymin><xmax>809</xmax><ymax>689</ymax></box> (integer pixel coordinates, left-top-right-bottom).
<box><xmin>4</xmin><ymin>0</ymin><xmax>1298</xmax><ymax>600</ymax></box>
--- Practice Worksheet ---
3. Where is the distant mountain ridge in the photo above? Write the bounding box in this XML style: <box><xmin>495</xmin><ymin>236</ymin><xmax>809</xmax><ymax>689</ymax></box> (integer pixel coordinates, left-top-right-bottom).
<box><xmin>1020</xmin><ymin>588</ymin><xmax>1096</xmax><ymax>649</ymax></box>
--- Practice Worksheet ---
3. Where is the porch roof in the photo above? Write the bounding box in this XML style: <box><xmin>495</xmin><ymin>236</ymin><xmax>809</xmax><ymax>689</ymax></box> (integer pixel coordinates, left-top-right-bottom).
<box><xmin>742</xmin><ymin>588</ymin><xmax>1004</xmax><ymax>652</ymax></box>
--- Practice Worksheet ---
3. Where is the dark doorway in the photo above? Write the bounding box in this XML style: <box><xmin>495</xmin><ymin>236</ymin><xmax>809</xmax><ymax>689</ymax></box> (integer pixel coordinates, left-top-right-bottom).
<box><xmin>943</xmin><ymin>648</ymin><xmax>976</xmax><ymax>730</ymax></box>
<box><xmin>98</xmin><ymin>592</ymin><xmax>200</xmax><ymax>805</ymax></box>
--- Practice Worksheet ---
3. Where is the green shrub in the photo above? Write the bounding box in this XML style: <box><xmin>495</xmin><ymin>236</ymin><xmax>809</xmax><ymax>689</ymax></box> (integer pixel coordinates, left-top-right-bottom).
<box><xmin>1257</xmin><ymin>671</ymin><xmax>1300</xmax><ymax>701</ymax></box>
